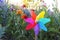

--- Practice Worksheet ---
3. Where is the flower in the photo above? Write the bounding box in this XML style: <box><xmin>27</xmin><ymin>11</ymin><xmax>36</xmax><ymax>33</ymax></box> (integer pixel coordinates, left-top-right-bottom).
<box><xmin>16</xmin><ymin>9</ymin><xmax>24</xmax><ymax>15</ymax></box>
<box><xmin>9</xmin><ymin>5</ymin><xmax>15</xmax><ymax>11</ymax></box>
<box><xmin>21</xmin><ymin>4</ymin><xmax>31</xmax><ymax>17</ymax></box>
<box><xmin>0</xmin><ymin>0</ymin><xmax>6</xmax><ymax>7</ymax></box>
<box><xmin>48</xmin><ymin>9</ymin><xmax>53</xmax><ymax>15</ymax></box>
<box><xmin>21</xmin><ymin>14</ymin><xmax>27</xmax><ymax>19</ymax></box>
<box><xmin>0</xmin><ymin>0</ymin><xmax>3</xmax><ymax>2</ymax></box>
<box><xmin>22</xmin><ymin>10</ymin><xmax>50</xmax><ymax>36</ymax></box>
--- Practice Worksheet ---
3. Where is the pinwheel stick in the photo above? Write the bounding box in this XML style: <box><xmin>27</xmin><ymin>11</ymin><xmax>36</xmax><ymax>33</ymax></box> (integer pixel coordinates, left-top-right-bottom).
<box><xmin>35</xmin><ymin>35</ymin><xmax>38</xmax><ymax>40</ymax></box>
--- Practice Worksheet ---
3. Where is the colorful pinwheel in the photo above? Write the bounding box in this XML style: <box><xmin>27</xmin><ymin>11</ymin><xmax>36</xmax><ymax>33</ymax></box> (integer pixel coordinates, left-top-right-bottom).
<box><xmin>22</xmin><ymin>10</ymin><xmax>50</xmax><ymax>36</ymax></box>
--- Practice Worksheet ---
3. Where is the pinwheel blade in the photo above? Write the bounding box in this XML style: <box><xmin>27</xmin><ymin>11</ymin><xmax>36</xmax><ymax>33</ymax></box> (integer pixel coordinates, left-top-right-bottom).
<box><xmin>36</xmin><ymin>11</ymin><xmax>45</xmax><ymax>21</ymax></box>
<box><xmin>38</xmin><ymin>22</ymin><xmax>47</xmax><ymax>31</ymax></box>
<box><xmin>34</xmin><ymin>24</ymin><xmax>39</xmax><ymax>36</ymax></box>
<box><xmin>30</xmin><ymin>10</ymin><xmax>37</xmax><ymax>20</ymax></box>
<box><xmin>38</xmin><ymin>18</ymin><xmax>50</xmax><ymax>24</ymax></box>
<box><xmin>24</xmin><ymin>18</ymin><xmax>34</xmax><ymax>24</ymax></box>
<box><xmin>26</xmin><ymin>23</ymin><xmax>36</xmax><ymax>30</ymax></box>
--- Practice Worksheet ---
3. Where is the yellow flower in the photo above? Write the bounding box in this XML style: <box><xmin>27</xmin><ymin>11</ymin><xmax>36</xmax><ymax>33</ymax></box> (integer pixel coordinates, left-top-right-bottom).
<box><xmin>23</xmin><ymin>0</ymin><xmax>28</xmax><ymax>7</ymax></box>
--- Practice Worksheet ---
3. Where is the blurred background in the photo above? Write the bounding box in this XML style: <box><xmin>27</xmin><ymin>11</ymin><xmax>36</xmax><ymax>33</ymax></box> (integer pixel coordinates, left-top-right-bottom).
<box><xmin>0</xmin><ymin>0</ymin><xmax>60</xmax><ymax>40</ymax></box>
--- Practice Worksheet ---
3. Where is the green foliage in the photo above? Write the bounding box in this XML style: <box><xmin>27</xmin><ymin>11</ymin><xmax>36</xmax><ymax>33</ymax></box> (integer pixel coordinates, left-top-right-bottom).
<box><xmin>0</xmin><ymin>4</ymin><xmax>60</xmax><ymax>40</ymax></box>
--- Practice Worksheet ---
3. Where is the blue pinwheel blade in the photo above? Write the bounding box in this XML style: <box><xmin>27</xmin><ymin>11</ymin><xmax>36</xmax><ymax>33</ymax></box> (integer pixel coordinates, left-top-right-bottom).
<box><xmin>38</xmin><ymin>18</ymin><xmax>50</xmax><ymax>24</ymax></box>
<box><xmin>38</xmin><ymin>22</ymin><xmax>47</xmax><ymax>31</ymax></box>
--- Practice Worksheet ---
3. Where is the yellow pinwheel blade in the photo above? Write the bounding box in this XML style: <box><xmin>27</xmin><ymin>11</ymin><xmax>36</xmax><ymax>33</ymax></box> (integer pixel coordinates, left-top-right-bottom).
<box><xmin>36</xmin><ymin>11</ymin><xmax>45</xmax><ymax>21</ymax></box>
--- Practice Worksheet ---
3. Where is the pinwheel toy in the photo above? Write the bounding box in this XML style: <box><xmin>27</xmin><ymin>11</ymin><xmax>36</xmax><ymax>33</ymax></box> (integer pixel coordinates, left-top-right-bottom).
<box><xmin>21</xmin><ymin>10</ymin><xmax>50</xmax><ymax>36</ymax></box>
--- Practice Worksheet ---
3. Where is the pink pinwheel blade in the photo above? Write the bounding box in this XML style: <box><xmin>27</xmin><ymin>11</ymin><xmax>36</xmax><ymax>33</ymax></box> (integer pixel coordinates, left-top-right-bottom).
<box><xmin>24</xmin><ymin>18</ymin><xmax>34</xmax><ymax>24</ymax></box>
<box><xmin>34</xmin><ymin>24</ymin><xmax>40</xmax><ymax>36</ymax></box>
